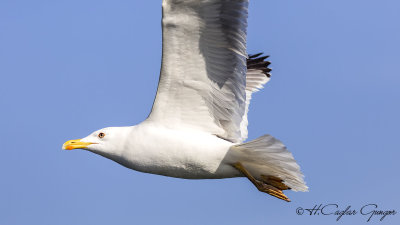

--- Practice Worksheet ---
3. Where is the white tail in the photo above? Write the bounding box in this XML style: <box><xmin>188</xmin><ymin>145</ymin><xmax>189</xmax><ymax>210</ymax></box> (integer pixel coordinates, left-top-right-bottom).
<box><xmin>232</xmin><ymin>135</ymin><xmax>308</xmax><ymax>192</ymax></box>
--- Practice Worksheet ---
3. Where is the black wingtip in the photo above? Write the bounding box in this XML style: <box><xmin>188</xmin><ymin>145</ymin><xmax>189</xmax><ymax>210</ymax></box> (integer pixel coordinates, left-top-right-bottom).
<box><xmin>247</xmin><ymin>53</ymin><xmax>272</xmax><ymax>78</ymax></box>
<box><xmin>248</xmin><ymin>53</ymin><xmax>263</xmax><ymax>59</ymax></box>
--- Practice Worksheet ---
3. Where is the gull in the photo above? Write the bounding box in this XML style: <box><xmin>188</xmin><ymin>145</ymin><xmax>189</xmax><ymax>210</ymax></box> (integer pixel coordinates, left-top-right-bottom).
<box><xmin>63</xmin><ymin>0</ymin><xmax>308</xmax><ymax>201</ymax></box>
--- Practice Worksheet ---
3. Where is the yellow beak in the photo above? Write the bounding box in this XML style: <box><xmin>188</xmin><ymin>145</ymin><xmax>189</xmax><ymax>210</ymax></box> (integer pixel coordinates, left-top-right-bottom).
<box><xmin>62</xmin><ymin>139</ymin><xmax>94</xmax><ymax>150</ymax></box>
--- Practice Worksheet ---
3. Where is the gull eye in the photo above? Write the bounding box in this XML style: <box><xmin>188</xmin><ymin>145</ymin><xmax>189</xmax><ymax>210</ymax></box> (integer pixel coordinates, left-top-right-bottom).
<box><xmin>98</xmin><ymin>132</ymin><xmax>105</xmax><ymax>138</ymax></box>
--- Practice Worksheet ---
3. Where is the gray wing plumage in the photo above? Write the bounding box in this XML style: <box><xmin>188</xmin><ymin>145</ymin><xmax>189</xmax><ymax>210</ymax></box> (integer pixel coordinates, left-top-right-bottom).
<box><xmin>148</xmin><ymin>0</ymin><xmax>270</xmax><ymax>143</ymax></box>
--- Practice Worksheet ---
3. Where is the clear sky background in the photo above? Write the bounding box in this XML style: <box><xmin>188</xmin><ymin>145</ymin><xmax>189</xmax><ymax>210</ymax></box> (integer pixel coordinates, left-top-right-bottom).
<box><xmin>1</xmin><ymin>0</ymin><xmax>399</xmax><ymax>224</ymax></box>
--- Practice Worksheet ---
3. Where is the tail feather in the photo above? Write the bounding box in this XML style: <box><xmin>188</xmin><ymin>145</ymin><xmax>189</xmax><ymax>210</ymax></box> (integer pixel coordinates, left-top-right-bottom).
<box><xmin>232</xmin><ymin>135</ymin><xmax>308</xmax><ymax>192</ymax></box>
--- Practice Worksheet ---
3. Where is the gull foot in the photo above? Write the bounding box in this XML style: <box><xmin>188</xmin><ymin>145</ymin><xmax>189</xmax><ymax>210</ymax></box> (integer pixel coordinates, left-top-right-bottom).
<box><xmin>261</xmin><ymin>175</ymin><xmax>291</xmax><ymax>190</ymax></box>
<box><xmin>233</xmin><ymin>162</ymin><xmax>291</xmax><ymax>202</ymax></box>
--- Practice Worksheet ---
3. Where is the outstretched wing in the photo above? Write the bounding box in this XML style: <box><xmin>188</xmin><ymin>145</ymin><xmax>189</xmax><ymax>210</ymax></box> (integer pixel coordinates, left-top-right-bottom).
<box><xmin>147</xmin><ymin>0</ymin><xmax>249</xmax><ymax>143</ymax></box>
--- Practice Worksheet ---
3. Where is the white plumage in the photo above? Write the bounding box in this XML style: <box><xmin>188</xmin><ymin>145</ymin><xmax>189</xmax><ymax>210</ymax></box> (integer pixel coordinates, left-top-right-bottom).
<box><xmin>63</xmin><ymin>0</ymin><xmax>308</xmax><ymax>201</ymax></box>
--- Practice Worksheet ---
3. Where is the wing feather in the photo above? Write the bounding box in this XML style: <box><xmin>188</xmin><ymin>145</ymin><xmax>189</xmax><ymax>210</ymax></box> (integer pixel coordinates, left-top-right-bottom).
<box><xmin>148</xmin><ymin>0</ymin><xmax>249</xmax><ymax>143</ymax></box>
<box><xmin>240</xmin><ymin>53</ymin><xmax>272</xmax><ymax>142</ymax></box>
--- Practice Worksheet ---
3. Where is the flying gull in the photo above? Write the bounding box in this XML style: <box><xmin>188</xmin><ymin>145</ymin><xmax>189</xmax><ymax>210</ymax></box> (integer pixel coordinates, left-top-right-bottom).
<box><xmin>63</xmin><ymin>0</ymin><xmax>308</xmax><ymax>201</ymax></box>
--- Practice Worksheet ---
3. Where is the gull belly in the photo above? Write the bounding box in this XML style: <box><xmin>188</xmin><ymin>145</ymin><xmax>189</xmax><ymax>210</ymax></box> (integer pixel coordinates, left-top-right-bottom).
<box><xmin>111</xmin><ymin>122</ymin><xmax>242</xmax><ymax>179</ymax></box>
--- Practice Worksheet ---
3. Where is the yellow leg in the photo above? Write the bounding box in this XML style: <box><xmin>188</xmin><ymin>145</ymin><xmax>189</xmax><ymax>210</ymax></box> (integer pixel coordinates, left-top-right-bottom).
<box><xmin>233</xmin><ymin>162</ymin><xmax>291</xmax><ymax>202</ymax></box>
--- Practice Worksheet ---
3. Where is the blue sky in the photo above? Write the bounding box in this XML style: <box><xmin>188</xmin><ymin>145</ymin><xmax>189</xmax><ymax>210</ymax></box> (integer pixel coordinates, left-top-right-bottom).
<box><xmin>1</xmin><ymin>0</ymin><xmax>399</xmax><ymax>224</ymax></box>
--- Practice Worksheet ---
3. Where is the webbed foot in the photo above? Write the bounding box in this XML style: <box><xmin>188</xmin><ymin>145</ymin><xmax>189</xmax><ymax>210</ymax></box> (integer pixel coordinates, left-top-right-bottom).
<box><xmin>233</xmin><ymin>162</ymin><xmax>291</xmax><ymax>202</ymax></box>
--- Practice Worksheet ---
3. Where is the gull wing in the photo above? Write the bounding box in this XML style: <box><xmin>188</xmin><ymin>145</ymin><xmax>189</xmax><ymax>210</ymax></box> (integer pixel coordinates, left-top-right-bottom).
<box><xmin>147</xmin><ymin>0</ymin><xmax>249</xmax><ymax>143</ymax></box>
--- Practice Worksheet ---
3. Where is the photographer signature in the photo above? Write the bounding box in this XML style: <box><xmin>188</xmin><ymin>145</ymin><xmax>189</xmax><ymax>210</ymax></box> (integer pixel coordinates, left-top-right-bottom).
<box><xmin>296</xmin><ymin>204</ymin><xmax>396</xmax><ymax>222</ymax></box>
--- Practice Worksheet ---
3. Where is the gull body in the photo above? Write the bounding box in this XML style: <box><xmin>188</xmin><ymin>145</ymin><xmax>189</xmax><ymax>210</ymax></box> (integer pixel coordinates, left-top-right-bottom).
<box><xmin>63</xmin><ymin>0</ymin><xmax>308</xmax><ymax>201</ymax></box>
<box><xmin>80</xmin><ymin>123</ymin><xmax>240</xmax><ymax>179</ymax></box>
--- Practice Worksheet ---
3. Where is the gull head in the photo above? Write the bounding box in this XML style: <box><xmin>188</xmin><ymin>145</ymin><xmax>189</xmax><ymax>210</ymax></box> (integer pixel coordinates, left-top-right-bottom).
<box><xmin>62</xmin><ymin>127</ymin><xmax>129</xmax><ymax>158</ymax></box>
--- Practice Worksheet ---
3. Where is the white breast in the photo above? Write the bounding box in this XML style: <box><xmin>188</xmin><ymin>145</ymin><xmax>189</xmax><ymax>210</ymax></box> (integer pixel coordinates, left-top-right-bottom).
<box><xmin>116</xmin><ymin>122</ymin><xmax>241</xmax><ymax>179</ymax></box>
